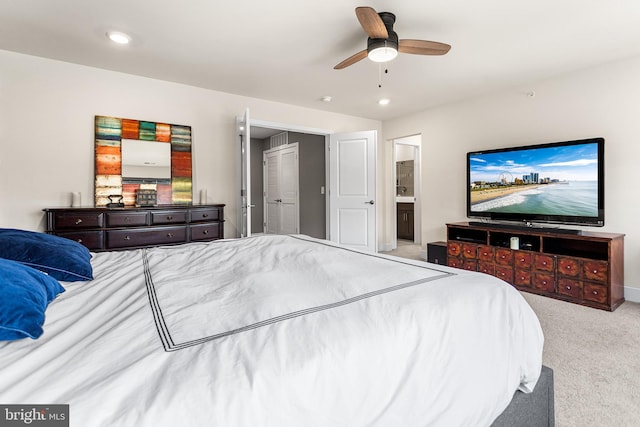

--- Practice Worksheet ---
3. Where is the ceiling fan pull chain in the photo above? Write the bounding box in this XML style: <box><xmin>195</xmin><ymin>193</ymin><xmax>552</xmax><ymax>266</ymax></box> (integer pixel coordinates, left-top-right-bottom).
<box><xmin>378</xmin><ymin>63</ymin><xmax>382</xmax><ymax>88</ymax></box>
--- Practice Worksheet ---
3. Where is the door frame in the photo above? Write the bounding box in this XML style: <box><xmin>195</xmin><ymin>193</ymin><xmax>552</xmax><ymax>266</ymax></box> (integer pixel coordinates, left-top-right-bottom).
<box><xmin>392</xmin><ymin>134</ymin><xmax>422</xmax><ymax>248</ymax></box>
<box><xmin>245</xmin><ymin>117</ymin><xmax>332</xmax><ymax>237</ymax></box>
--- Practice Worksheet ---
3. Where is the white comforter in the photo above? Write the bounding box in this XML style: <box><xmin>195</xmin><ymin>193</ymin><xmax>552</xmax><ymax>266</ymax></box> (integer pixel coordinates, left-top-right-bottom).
<box><xmin>0</xmin><ymin>235</ymin><xmax>543</xmax><ymax>427</ymax></box>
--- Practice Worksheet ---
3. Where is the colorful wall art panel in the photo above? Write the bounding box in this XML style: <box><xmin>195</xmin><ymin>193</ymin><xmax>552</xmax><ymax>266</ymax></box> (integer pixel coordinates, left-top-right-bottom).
<box><xmin>94</xmin><ymin>116</ymin><xmax>192</xmax><ymax>206</ymax></box>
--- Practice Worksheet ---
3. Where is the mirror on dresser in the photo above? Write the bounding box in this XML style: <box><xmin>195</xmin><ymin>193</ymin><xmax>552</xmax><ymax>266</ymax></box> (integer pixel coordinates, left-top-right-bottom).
<box><xmin>94</xmin><ymin>116</ymin><xmax>193</xmax><ymax>206</ymax></box>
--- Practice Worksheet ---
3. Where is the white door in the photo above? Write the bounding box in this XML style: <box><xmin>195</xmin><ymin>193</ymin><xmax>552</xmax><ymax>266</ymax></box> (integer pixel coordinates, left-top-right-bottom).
<box><xmin>264</xmin><ymin>143</ymin><xmax>299</xmax><ymax>234</ymax></box>
<box><xmin>236</xmin><ymin>109</ymin><xmax>251</xmax><ymax>237</ymax></box>
<box><xmin>329</xmin><ymin>131</ymin><xmax>377</xmax><ymax>252</ymax></box>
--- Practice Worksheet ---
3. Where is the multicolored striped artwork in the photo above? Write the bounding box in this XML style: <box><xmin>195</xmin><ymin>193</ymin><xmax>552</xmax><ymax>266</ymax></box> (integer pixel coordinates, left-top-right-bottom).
<box><xmin>94</xmin><ymin>116</ymin><xmax>192</xmax><ymax>206</ymax></box>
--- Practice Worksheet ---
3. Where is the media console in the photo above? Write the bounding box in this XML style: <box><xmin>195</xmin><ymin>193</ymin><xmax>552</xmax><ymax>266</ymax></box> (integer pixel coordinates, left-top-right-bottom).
<box><xmin>446</xmin><ymin>222</ymin><xmax>625</xmax><ymax>311</ymax></box>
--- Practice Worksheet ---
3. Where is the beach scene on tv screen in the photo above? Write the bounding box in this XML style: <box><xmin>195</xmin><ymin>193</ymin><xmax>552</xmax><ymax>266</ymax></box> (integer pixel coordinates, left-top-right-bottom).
<box><xmin>469</xmin><ymin>143</ymin><xmax>599</xmax><ymax>216</ymax></box>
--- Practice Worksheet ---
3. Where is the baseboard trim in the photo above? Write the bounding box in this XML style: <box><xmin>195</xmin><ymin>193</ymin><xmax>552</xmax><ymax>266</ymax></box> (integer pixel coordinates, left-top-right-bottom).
<box><xmin>624</xmin><ymin>286</ymin><xmax>640</xmax><ymax>303</ymax></box>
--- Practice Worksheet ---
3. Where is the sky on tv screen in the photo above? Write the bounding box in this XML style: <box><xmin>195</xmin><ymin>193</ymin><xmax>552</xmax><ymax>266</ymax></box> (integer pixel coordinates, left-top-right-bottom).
<box><xmin>469</xmin><ymin>143</ymin><xmax>599</xmax><ymax>183</ymax></box>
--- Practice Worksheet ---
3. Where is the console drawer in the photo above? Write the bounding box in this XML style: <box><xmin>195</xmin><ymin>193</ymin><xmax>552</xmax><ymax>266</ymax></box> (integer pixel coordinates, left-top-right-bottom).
<box><xmin>583</xmin><ymin>260</ymin><xmax>608</xmax><ymax>283</ymax></box>
<box><xmin>107</xmin><ymin>226</ymin><xmax>187</xmax><ymax>249</ymax></box>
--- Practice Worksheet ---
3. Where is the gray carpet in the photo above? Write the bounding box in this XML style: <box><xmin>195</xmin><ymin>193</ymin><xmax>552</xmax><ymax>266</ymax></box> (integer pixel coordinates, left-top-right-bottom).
<box><xmin>381</xmin><ymin>244</ymin><xmax>640</xmax><ymax>427</ymax></box>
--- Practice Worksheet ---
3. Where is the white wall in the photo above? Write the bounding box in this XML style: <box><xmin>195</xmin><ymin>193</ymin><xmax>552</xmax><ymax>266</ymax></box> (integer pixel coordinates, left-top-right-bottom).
<box><xmin>0</xmin><ymin>50</ymin><xmax>380</xmax><ymax>238</ymax></box>
<box><xmin>382</xmin><ymin>55</ymin><xmax>640</xmax><ymax>301</ymax></box>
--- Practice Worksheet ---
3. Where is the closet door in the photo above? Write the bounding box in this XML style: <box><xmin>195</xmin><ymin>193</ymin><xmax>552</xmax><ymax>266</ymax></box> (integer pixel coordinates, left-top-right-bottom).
<box><xmin>263</xmin><ymin>144</ymin><xmax>299</xmax><ymax>234</ymax></box>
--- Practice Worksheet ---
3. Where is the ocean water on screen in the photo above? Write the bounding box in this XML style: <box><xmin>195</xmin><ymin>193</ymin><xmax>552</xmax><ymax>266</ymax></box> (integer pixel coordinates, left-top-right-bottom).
<box><xmin>471</xmin><ymin>181</ymin><xmax>598</xmax><ymax>216</ymax></box>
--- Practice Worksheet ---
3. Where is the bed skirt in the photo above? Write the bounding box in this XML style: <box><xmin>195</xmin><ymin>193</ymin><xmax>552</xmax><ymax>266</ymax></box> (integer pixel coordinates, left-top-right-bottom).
<box><xmin>491</xmin><ymin>365</ymin><xmax>555</xmax><ymax>426</ymax></box>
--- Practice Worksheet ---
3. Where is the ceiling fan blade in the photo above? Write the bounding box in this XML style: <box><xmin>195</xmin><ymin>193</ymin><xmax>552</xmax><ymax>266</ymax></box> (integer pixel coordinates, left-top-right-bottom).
<box><xmin>355</xmin><ymin>7</ymin><xmax>388</xmax><ymax>39</ymax></box>
<box><xmin>398</xmin><ymin>39</ymin><xmax>451</xmax><ymax>55</ymax></box>
<box><xmin>334</xmin><ymin>50</ymin><xmax>368</xmax><ymax>70</ymax></box>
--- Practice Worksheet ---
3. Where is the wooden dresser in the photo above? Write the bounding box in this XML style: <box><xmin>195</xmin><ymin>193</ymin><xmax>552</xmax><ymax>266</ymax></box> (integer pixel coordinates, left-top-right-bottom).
<box><xmin>446</xmin><ymin>222</ymin><xmax>625</xmax><ymax>311</ymax></box>
<box><xmin>44</xmin><ymin>204</ymin><xmax>224</xmax><ymax>251</ymax></box>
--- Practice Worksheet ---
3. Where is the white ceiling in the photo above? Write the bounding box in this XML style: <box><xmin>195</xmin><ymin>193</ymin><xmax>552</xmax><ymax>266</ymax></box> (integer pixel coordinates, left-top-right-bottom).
<box><xmin>2</xmin><ymin>1</ymin><xmax>640</xmax><ymax>121</ymax></box>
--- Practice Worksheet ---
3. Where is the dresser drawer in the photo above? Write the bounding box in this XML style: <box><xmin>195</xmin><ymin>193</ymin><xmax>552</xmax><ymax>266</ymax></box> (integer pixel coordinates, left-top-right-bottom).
<box><xmin>533</xmin><ymin>254</ymin><xmax>554</xmax><ymax>272</ymax></box>
<box><xmin>477</xmin><ymin>261</ymin><xmax>495</xmax><ymax>276</ymax></box>
<box><xmin>447</xmin><ymin>242</ymin><xmax>462</xmax><ymax>258</ymax></box>
<box><xmin>461</xmin><ymin>243</ymin><xmax>478</xmax><ymax>259</ymax></box>
<box><xmin>477</xmin><ymin>245</ymin><xmax>494</xmax><ymax>262</ymax></box>
<box><xmin>533</xmin><ymin>273</ymin><xmax>555</xmax><ymax>293</ymax></box>
<box><xmin>190</xmin><ymin>223</ymin><xmax>221</xmax><ymax>241</ymax></box>
<box><xmin>54</xmin><ymin>212</ymin><xmax>104</xmax><ymax>229</ymax></box>
<box><xmin>55</xmin><ymin>231</ymin><xmax>104</xmax><ymax>251</ymax></box>
<box><xmin>558</xmin><ymin>257</ymin><xmax>580</xmax><ymax>277</ymax></box>
<box><xmin>495</xmin><ymin>248</ymin><xmax>513</xmax><ymax>266</ymax></box>
<box><xmin>106</xmin><ymin>211</ymin><xmax>148</xmax><ymax>227</ymax></box>
<box><xmin>151</xmin><ymin>210</ymin><xmax>188</xmax><ymax>225</ymax></box>
<box><xmin>583</xmin><ymin>283</ymin><xmax>608</xmax><ymax>304</ymax></box>
<box><xmin>514</xmin><ymin>251</ymin><xmax>533</xmax><ymax>269</ymax></box>
<box><xmin>107</xmin><ymin>226</ymin><xmax>187</xmax><ymax>249</ymax></box>
<box><xmin>514</xmin><ymin>269</ymin><xmax>532</xmax><ymax>288</ymax></box>
<box><xmin>557</xmin><ymin>278</ymin><xmax>583</xmax><ymax>299</ymax></box>
<box><xmin>495</xmin><ymin>265</ymin><xmax>514</xmax><ymax>283</ymax></box>
<box><xmin>190</xmin><ymin>208</ymin><xmax>220</xmax><ymax>223</ymax></box>
<box><xmin>447</xmin><ymin>256</ymin><xmax>463</xmax><ymax>269</ymax></box>
<box><xmin>582</xmin><ymin>260</ymin><xmax>608</xmax><ymax>283</ymax></box>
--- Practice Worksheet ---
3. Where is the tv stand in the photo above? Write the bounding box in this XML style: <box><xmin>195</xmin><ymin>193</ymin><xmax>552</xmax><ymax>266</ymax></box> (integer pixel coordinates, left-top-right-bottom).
<box><xmin>468</xmin><ymin>221</ymin><xmax>582</xmax><ymax>235</ymax></box>
<box><xmin>446</xmin><ymin>222</ymin><xmax>624</xmax><ymax>311</ymax></box>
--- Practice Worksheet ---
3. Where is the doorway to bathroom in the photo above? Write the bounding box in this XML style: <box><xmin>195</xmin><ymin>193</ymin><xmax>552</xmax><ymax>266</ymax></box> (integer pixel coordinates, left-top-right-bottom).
<box><xmin>393</xmin><ymin>135</ymin><xmax>422</xmax><ymax>247</ymax></box>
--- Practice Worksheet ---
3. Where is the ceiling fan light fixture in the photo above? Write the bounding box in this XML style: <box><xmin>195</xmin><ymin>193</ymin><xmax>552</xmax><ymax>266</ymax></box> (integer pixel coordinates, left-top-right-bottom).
<box><xmin>368</xmin><ymin>46</ymin><xmax>398</xmax><ymax>63</ymax></box>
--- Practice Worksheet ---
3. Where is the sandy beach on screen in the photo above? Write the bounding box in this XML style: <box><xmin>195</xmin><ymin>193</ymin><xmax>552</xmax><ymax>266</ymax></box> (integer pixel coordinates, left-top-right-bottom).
<box><xmin>470</xmin><ymin>184</ymin><xmax>541</xmax><ymax>205</ymax></box>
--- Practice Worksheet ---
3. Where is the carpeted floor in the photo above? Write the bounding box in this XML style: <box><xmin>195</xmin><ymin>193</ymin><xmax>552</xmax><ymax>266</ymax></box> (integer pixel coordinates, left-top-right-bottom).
<box><xmin>381</xmin><ymin>244</ymin><xmax>640</xmax><ymax>427</ymax></box>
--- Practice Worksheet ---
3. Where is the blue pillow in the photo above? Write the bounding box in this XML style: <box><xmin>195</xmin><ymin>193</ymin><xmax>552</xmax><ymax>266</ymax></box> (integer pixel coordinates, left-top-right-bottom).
<box><xmin>0</xmin><ymin>258</ymin><xmax>65</xmax><ymax>340</ymax></box>
<box><xmin>0</xmin><ymin>228</ymin><xmax>93</xmax><ymax>282</ymax></box>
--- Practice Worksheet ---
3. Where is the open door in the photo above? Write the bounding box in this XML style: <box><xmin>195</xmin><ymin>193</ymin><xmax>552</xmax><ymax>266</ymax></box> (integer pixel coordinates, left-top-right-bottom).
<box><xmin>329</xmin><ymin>131</ymin><xmax>377</xmax><ymax>252</ymax></box>
<box><xmin>236</xmin><ymin>109</ymin><xmax>251</xmax><ymax>237</ymax></box>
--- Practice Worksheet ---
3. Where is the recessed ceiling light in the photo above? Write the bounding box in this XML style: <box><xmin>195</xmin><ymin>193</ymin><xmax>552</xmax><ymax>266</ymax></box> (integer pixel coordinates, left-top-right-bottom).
<box><xmin>378</xmin><ymin>98</ymin><xmax>390</xmax><ymax>106</ymax></box>
<box><xmin>106</xmin><ymin>31</ymin><xmax>131</xmax><ymax>45</ymax></box>
<box><xmin>321</xmin><ymin>96</ymin><xmax>333</xmax><ymax>103</ymax></box>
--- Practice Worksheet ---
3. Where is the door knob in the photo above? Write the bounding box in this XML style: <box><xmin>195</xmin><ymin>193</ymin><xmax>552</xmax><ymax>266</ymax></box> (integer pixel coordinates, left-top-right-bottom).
<box><xmin>275</xmin><ymin>199</ymin><xmax>282</xmax><ymax>203</ymax></box>
<box><xmin>366</xmin><ymin>200</ymin><xmax>375</xmax><ymax>205</ymax></box>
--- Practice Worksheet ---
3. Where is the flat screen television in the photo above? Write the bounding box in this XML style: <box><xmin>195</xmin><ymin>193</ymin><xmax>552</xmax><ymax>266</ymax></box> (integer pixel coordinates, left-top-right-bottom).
<box><xmin>467</xmin><ymin>137</ymin><xmax>604</xmax><ymax>227</ymax></box>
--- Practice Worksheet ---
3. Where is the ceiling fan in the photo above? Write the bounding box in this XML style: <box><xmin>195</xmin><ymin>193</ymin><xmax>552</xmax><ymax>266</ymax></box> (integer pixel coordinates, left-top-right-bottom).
<box><xmin>334</xmin><ymin>6</ymin><xmax>451</xmax><ymax>70</ymax></box>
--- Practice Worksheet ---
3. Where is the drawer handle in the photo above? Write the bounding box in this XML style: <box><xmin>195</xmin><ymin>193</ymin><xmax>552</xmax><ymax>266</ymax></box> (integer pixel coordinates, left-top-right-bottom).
<box><xmin>565</xmin><ymin>265</ymin><xmax>572</xmax><ymax>270</ymax></box>
<box><xmin>75</xmin><ymin>219</ymin><xmax>83</xmax><ymax>225</ymax></box>
<box><xmin>593</xmin><ymin>269</ymin><xmax>598</xmax><ymax>274</ymax></box>
<box><xmin>77</xmin><ymin>239</ymin><xmax>83</xmax><ymax>243</ymax></box>
<box><xmin>542</xmin><ymin>281</ymin><xmax>547</xmax><ymax>285</ymax></box>
<box><xmin>543</xmin><ymin>261</ymin><xmax>547</xmax><ymax>266</ymax></box>
<box><xmin>566</xmin><ymin>285</ymin><xmax>571</xmax><ymax>290</ymax></box>
<box><xmin>202</xmin><ymin>213</ymin><xmax>209</xmax><ymax>218</ymax></box>
<box><xmin>167</xmin><ymin>233</ymin><xmax>174</xmax><ymax>238</ymax></box>
<box><xmin>592</xmin><ymin>290</ymin><xmax>598</xmax><ymax>295</ymax></box>
<box><xmin>203</xmin><ymin>229</ymin><xmax>209</xmax><ymax>235</ymax></box>
<box><xmin>520</xmin><ymin>258</ymin><xmax>525</xmax><ymax>262</ymax></box>
<box><xmin>167</xmin><ymin>216</ymin><xmax>173</xmax><ymax>220</ymax></box>
<box><xmin>124</xmin><ymin>235</ymin><xmax>130</xmax><ymax>240</ymax></box>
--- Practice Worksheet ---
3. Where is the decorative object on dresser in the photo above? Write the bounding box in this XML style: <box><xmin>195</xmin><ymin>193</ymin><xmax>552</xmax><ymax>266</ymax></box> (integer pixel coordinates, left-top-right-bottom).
<box><xmin>44</xmin><ymin>204</ymin><xmax>224</xmax><ymax>251</ymax></box>
<box><xmin>446</xmin><ymin>222</ymin><xmax>624</xmax><ymax>311</ymax></box>
<box><xmin>94</xmin><ymin>115</ymin><xmax>193</xmax><ymax>207</ymax></box>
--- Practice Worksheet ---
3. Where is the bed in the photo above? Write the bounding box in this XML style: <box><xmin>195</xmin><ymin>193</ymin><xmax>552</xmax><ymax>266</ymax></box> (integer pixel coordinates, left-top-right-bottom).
<box><xmin>0</xmin><ymin>232</ymin><xmax>552</xmax><ymax>426</ymax></box>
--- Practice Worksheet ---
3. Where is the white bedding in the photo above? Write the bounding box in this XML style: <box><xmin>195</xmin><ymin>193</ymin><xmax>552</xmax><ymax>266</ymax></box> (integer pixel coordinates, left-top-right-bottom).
<box><xmin>0</xmin><ymin>235</ymin><xmax>543</xmax><ymax>427</ymax></box>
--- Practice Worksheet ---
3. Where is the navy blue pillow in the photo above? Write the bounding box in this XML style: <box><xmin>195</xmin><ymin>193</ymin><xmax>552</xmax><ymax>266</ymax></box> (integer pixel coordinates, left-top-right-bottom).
<box><xmin>0</xmin><ymin>258</ymin><xmax>65</xmax><ymax>340</ymax></box>
<box><xmin>0</xmin><ymin>228</ymin><xmax>93</xmax><ymax>282</ymax></box>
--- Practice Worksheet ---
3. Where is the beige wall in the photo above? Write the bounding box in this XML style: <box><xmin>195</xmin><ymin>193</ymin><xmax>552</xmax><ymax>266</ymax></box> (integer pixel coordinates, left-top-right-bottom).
<box><xmin>382</xmin><ymin>55</ymin><xmax>640</xmax><ymax>301</ymax></box>
<box><xmin>0</xmin><ymin>50</ymin><xmax>380</xmax><ymax>238</ymax></box>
